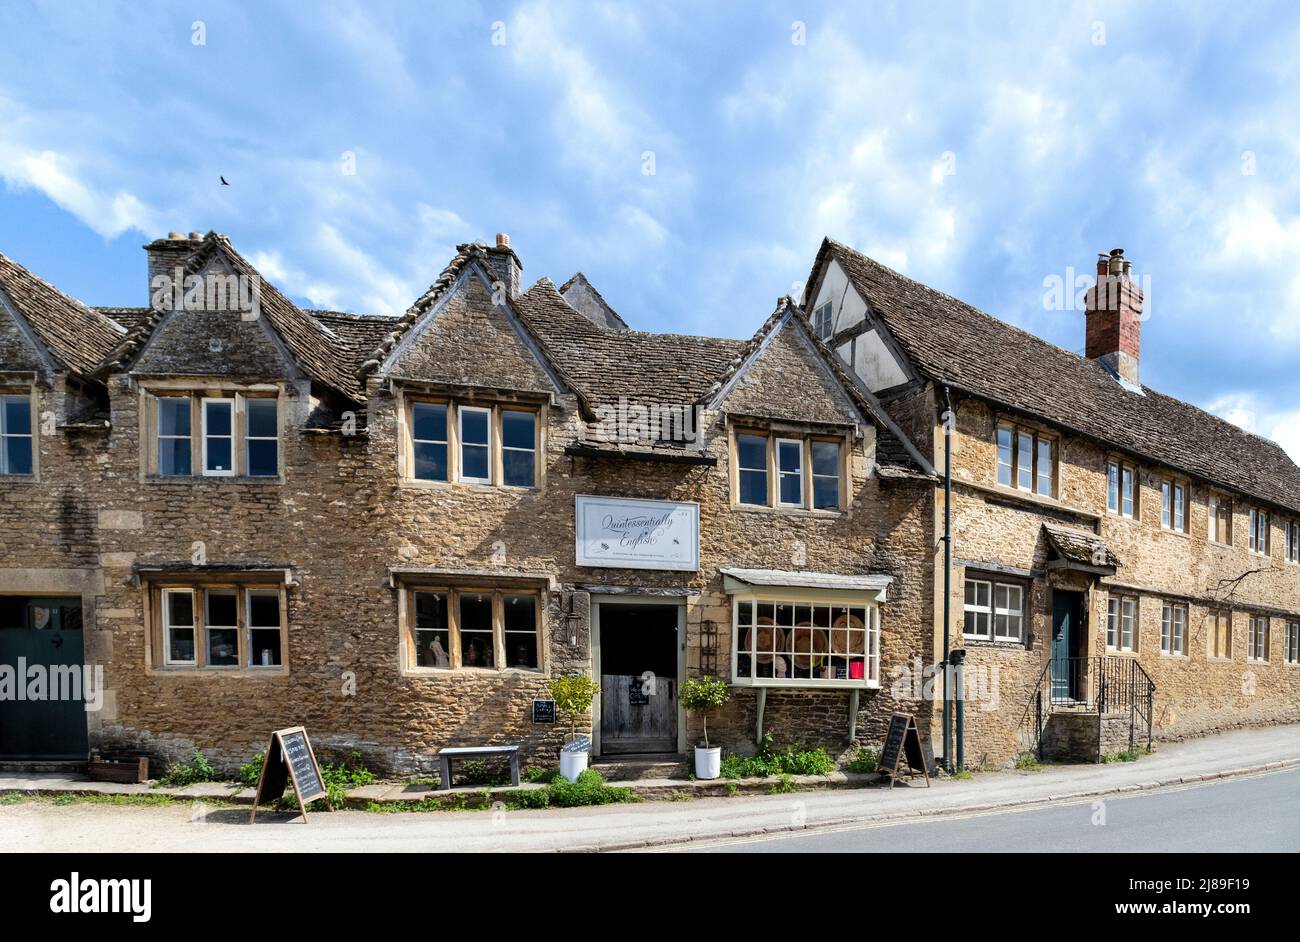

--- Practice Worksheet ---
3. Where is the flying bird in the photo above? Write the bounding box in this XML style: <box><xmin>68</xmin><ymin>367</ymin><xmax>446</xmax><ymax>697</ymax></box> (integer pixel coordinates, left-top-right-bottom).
<box><xmin>220</xmin><ymin>176</ymin><xmax>230</xmax><ymax>186</ymax></box>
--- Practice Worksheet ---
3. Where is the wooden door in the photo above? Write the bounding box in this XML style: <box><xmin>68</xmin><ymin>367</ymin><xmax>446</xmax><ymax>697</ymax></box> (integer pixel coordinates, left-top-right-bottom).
<box><xmin>600</xmin><ymin>674</ymin><xmax>677</xmax><ymax>754</ymax></box>
<box><xmin>0</xmin><ymin>596</ymin><xmax>89</xmax><ymax>760</ymax></box>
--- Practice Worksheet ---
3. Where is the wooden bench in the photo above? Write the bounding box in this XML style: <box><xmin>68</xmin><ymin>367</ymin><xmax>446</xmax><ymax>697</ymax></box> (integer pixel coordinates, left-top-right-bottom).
<box><xmin>437</xmin><ymin>745</ymin><xmax>521</xmax><ymax>790</ymax></box>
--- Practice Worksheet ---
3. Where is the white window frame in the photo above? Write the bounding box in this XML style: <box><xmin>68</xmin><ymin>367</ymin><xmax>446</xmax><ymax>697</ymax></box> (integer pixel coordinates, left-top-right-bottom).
<box><xmin>162</xmin><ymin>588</ymin><xmax>197</xmax><ymax>667</ymax></box>
<box><xmin>995</xmin><ymin>424</ymin><xmax>1055</xmax><ymax>498</ymax></box>
<box><xmin>1248</xmin><ymin>616</ymin><xmax>1269</xmax><ymax>662</ymax></box>
<box><xmin>997</xmin><ymin>426</ymin><xmax>1013</xmax><ymax>487</ymax></box>
<box><xmin>1286</xmin><ymin>522</ymin><xmax>1300</xmax><ymax>564</ymax></box>
<box><xmin>1159</xmin><ymin>480</ymin><xmax>1186</xmax><ymax>532</ymax></box>
<box><xmin>0</xmin><ymin>392</ymin><xmax>35</xmax><ymax>476</ymax></box>
<box><xmin>243</xmin><ymin>397</ymin><xmax>279</xmax><ymax>477</ymax></box>
<box><xmin>963</xmin><ymin>578</ymin><xmax>992</xmax><ymax>640</ymax></box>
<box><xmin>245</xmin><ymin>588</ymin><xmax>283</xmax><ymax>669</ymax></box>
<box><xmin>200</xmin><ymin>397</ymin><xmax>236</xmax><ymax>477</ymax></box>
<box><xmin>964</xmin><ymin>578</ymin><xmax>1025</xmax><ymax>643</ymax></box>
<box><xmin>813</xmin><ymin>301</ymin><xmax>834</xmax><ymax>341</ymax></box>
<box><xmin>1108</xmin><ymin>460</ymin><xmax>1136</xmax><ymax>517</ymax></box>
<box><xmin>457</xmin><ymin>405</ymin><xmax>493</xmax><ymax>485</ymax></box>
<box><xmin>730</xmin><ymin>593</ymin><xmax>881</xmax><ymax>689</ymax></box>
<box><xmin>1108</xmin><ymin>596</ymin><xmax>1137</xmax><ymax>652</ymax></box>
<box><xmin>1284</xmin><ymin>621</ymin><xmax>1299</xmax><ymax>665</ymax></box>
<box><xmin>775</xmin><ymin>437</ymin><xmax>805</xmax><ymax>508</ymax></box>
<box><xmin>500</xmin><ymin>408</ymin><xmax>538</xmax><ymax>489</ymax></box>
<box><xmin>1249</xmin><ymin>508</ymin><xmax>1270</xmax><ymax>556</ymax></box>
<box><xmin>1160</xmin><ymin>602</ymin><xmax>1187</xmax><ymax>656</ymax></box>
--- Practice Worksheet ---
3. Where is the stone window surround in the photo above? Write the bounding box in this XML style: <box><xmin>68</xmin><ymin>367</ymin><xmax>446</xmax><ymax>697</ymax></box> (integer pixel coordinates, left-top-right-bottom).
<box><xmin>0</xmin><ymin>382</ymin><xmax>37</xmax><ymax>480</ymax></box>
<box><xmin>143</xmin><ymin>576</ymin><xmax>289</xmax><ymax>675</ymax></box>
<box><xmin>728</xmin><ymin>423</ymin><xmax>848</xmax><ymax>514</ymax></box>
<box><xmin>729</xmin><ymin>589</ymin><xmax>882</xmax><ymax>690</ymax></box>
<box><xmin>994</xmin><ymin>419</ymin><xmax>1056</xmax><ymax>500</ymax></box>
<box><xmin>139</xmin><ymin>382</ymin><xmax>284</xmax><ymax>482</ymax></box>
<box><xmin>397</xmin><ymin>582</ymin><xmax>546</xmax><ymax>675</ymax></box>
<box><xmin>396</xmin><ymin>388</ymin><xmax>544</xmax><ymax>491</ymax></box>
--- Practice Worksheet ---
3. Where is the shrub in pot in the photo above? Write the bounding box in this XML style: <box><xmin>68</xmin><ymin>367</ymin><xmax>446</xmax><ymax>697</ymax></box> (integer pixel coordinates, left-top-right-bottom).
<box><xmin>548</xmin><ymin>674</ymin><xmax>600</xmax><ymax>782</ymax></box>
<box><xmin>680</xmin><ymin>676</ymin><xmax>730</xmax><ymax>780</ymax></box>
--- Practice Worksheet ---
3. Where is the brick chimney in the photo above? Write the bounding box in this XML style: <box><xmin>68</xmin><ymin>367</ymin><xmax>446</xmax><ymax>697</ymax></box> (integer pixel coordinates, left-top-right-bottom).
<box><xmin>144</xmin><ymin>232</ymin><xmax>203</xmax><ymax>306</ymax></box>
<box><xmin>485</xmin><ymin>232</ymin><xmax>522</xmax><ymax>298</ymax></box>
<box><xmin>1084</xmin><ymin>247</ymin><xmax>1144</xmax><ymax>386</ymax></box>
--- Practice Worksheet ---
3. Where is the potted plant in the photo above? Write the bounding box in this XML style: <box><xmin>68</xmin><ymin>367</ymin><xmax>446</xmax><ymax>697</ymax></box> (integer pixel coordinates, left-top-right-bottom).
<box><xmin>548</xmin><ymin>673</ymin><xmax>600</xmax><ymax>782</ymax></box>
<box><xmin>680</xmin><ymin>675</ymin><xmax>730</xmax><ymax>779</ymax></box>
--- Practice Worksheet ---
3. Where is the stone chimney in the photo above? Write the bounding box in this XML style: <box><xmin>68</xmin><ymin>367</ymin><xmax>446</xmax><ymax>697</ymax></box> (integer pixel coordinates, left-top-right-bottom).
<box><xmin>485</xmin><ymin>232</ymin><xmax>522</xmax><ymax>298</ymax></box>
<box><xmin>1084</xmin><ymin>247</ymin><xmax>1144</xmax><ymax>386</ymax></box>
<box><xmin>144</xmin><ymin>232</ymin><xmax>203</xmax><ymax>305</ymax></box>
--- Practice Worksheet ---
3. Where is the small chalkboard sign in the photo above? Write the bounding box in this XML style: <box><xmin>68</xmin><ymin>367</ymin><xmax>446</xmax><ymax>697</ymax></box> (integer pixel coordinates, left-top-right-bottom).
<box><xmin>879</xmin><ymin>712</ymin><xmax>930</xmax><ymax>789</ymax></box>
<box><xmin>249</xmin><ymin>726</ymin><xmax>328</xmax><ymax>823</ymax></box>
<box><xmin>628</xmin><ymin>682</ymin><xmax>650</xmax><ymax>706</ymax></box>
<box><xmin>532</xmin><ymin>699</ymin><xmax>556</xmax><ymax>724</ymax></box>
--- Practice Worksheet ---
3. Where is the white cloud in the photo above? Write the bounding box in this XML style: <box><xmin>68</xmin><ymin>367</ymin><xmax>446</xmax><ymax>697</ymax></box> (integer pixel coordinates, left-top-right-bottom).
<box><xmin>1205</xmin><ymin>392</ymin><xmax>1300</xmax><ymax>463</ymax></box>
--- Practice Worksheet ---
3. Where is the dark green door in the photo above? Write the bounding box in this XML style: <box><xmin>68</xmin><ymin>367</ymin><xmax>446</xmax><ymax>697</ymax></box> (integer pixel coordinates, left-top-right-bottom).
<box><xmin>0</xmin><ymin>596</ymin><xmax>89</xmax><ymax>760</ymax></box>
<box><xmin>1050</xmin><ymin>591</ymin><xmax>1081</xmax><ymax>702</ymax></box>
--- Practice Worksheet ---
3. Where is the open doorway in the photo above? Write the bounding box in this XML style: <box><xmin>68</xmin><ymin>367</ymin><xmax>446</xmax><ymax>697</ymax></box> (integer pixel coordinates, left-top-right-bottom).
<box><xmin>594</xmin><ymin>601</ymin><xmax>682</xmax><ymax>755</ymax></box>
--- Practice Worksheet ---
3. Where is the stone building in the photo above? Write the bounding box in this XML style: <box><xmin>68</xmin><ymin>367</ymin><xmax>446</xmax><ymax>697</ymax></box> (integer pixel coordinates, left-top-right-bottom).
<box><xmin>806</xmin><ymin>240</ymin><xmax>1300</xmax><ymax>765</ymax></box>
<box><xmin>0</xmin><ymin>231</ymin><xmax>935</xmax><ymax>774</ymax></box>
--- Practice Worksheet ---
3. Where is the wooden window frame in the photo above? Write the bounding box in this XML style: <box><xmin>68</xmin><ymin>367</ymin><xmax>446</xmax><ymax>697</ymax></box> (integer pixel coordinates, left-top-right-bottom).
<box><xmin>1107</xmin><ymin>595</ymin><xmax>1138</xmax><ymax>652</ymax></box>
<box><xmin>730</xmin><ymin>592</ymin><xmax>881</xmax><ymax>689</ymax></box>
<box><xmin>1209</xmin><ymin>494</ymin><xmax>1234</xmax><ymax>546</ymax></box>
<box><xmin>1286</xmin><ymin>521</ymin><xmax>1300</xmax><ymax>565</ymax></box>
<box><xmin>1248</xmin><ymin>615</ymin><xmax>1270</xmax><ymax>663</ymax></box>
<box><xmin>401</xmin><ymin>585</ymin><xmax>544</xmax><ymax>674</ymax></box>
<box><xmin>1107</xmin><ymin>458</ymin><xmax>1138</xmax><ymax>518</ymax></box>
<box><xmin>1284</xmin><ymin>621</ymin><xmax>1300</xmax><ymax>665</ymax></box>
<box><xmin>401</xmin><ymin>395</ymin><xmax>540</xmax><ymax>489</ymax></box>
<box><xmin>243</xmin><ymin>396</ymin><xmax>280</xmax><ymax>477</ymax></box>
<box><xmin>0</xmin><ymin>389</ymin><xmax>36</xmax><ymax>478</ymax></box>
<box><xmin>162</xmin><ymin>588</ymin><xmax>197</xmax><ymax>667</ymax></box>
<box><xmin>200</xmin><ymin>397</ymin><xmax>236</xmax><ymax>477</ymax></box>
<box><xmin>996</xmin><ymin>422</ymin><xmax>1056</xmax><ymax>498</ymax></box>
<box><xmin>1210</xmin><ymin>610</ymin><xmax>1233</xmax><ymax>660</ymax></box>
<box><xmin>147</xmin><ymin>580</ymin><xmax>288</xmax><ymax>674</ymax></box>
<box><xmin>457</xmin><ymin>405</ymin><xmax>493</xmax><ymax>485</ymax></box>
<box><xmin>145</xmin><ymin>389</ymin><xmax>282</xmax><ymax>481</ymax></box>
<box><xmin>1160</xmin><ymin>479</ymin><xmax>1187</xmax><ymax>533</ymax></box>
<box><xmin>964</xmin><ymin>577</ymin><xmax>1025</xmax><ymax>643</ymax></box>
<box><xmin>731</xmin><ymin>427</ymin><xmax>846</xmax><ymax>513</ymax></box>
<box><xmin>1249</xmin><ymin>508</ymin><xmax>1271</xmax><ymax>556</ymax></box>
<box><xmin>813</xmin><ymin>301</ymin><xmax>834</xmax><ymax>341</ymax></box>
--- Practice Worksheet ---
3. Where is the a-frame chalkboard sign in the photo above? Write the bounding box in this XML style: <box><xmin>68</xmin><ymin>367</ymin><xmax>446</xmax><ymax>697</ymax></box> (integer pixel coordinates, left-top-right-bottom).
<box><xmin>878</xmin><ymin>712</ymin><xmax>930</xmax><ymax>788</ymax></box>
<box><xmin>249</xmin><ymin>726</ymin><xmax>328</xmax><ymax>823</ymax></box>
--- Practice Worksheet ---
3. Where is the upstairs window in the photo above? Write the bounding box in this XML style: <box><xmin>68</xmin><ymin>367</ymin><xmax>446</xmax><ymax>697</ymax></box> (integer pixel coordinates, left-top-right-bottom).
<box><xmin>1210</xmin><ymin>611</ymin><xmax>1233</xmax><ymax>659</ymax></box>
<box><xmin>1160</xmin><ymin>480</ymin><xmax>1186</xmax><ymax>532</ymax></box>
<box><xmin>813</xmin><ymin>301</ymin><xmax>834</xmax><ymax>341</ymax></box>
<box><xmin>1209</xmin><ymin>495</ymin><xmax>1233</xmax><ymax>545</ymax></box>
<box><xmin>1249</xmin><ymin>508</ymin><xmax>1270</xmax><ymax>555</ymax></box>
<box><xmin>0</xmin><ymin>393</ymin><xmax>34</xmax><ymax>476</ymax></box>
<box><xmin>1286</xmin><ymin>521</ymin><xmax>1300</xmax><ymax>564</ymax></box>
<box><xmin>996</xmin><ymin>424</ymin><xmax>1054</xmax><ymax>497</ymax></box>
<box><xmin>1248</xmin><ymin>616</ymin><xmax>1270</xmax><ymax>662</ymax></box>
<box><xmin>1107</xmin><ymin>596</ymin><xmax>1137</xmax><ymax>652</ymax></box>
<box><xmin>150</xmin><ymin>392</ymin><xmax>279</xmax><ymax>479</ymax></box>
<box><xmin>1160</xmin><ymin>602</ymin><xmax>1187</xmax><ymax>656</ymax></box>
<box><xmin>733</xmin><ymin>431</ymin><xmax>843</xmax><ymax>511</ymax></box>
<box><xmin>404</xmin><ymin>398</ymin><xmax>539</xmax><ymax>488</ymax></box>
<box><xmin>1285</xmin><ymin>621</ymin><xmax>1299</xmax><ymax>665</ymax></box>
<box><xmin>1107</xmin><ymin>460</ymin><xmax>1136</xmax><ymax>518</ymax></box>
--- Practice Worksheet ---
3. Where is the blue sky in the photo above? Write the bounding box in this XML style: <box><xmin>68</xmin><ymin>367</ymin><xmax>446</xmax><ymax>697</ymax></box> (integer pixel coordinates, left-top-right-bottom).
<box><xmin>2</xmin><ymin>1</ymin><xmax>1299</xmax><ymax>456</ymax></box>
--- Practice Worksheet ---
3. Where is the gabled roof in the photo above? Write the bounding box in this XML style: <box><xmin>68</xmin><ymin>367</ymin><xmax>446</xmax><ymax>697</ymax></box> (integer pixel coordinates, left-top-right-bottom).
<box><xmin>558</xmin><ymin>272</ymin><xmax>629</xmax><ymax>330</ymax></box>
<box><xmin>815</xmin><ymin>238</ymin><xmax>1300</xmax><ymax>515</ymax></box>
<box><xmin>0</xmin><ymin>251</ymin><xmax>125</xmax><ymax>378</ymax></box>
<box><xmin>104</xmin><ymin>232</ymin><xmax>363</xmax><ymax>399</ymax></box>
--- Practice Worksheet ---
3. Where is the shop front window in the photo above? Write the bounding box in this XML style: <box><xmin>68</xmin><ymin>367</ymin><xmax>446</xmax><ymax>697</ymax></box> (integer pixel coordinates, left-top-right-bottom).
<box><xmin>733</xmin><ymin>597</ymin><xmax>879</xmax><ymax>687</ymax></box>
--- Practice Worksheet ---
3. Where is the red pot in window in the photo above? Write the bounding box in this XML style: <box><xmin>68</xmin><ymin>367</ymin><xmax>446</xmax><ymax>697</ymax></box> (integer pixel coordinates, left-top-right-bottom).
<box><xmin>849</xmin><ymin>661</ymin><xmax>865</xmax><ymax>679</ymax></box>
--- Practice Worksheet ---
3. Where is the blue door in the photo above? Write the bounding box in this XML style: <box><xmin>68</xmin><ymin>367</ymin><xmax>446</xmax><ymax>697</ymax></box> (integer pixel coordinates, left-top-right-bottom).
<box><xmin>0</xmin><ymin>596</ymin><xmax>89</xmax><ymax>760</ymax></box>
<box><xmin>1050</xmin><ymin>591</ymin><xmax>1081</xmax><ymax>702</ymax></box>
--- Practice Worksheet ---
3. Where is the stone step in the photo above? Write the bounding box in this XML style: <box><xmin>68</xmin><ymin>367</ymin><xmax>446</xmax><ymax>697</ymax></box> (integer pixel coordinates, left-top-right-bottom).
<box><xmin>593</xmin><ymin>754</ymin><xmax>690</xmax><ymax>781</ymax></box>
<box><xmin>0</xmin><ymin>760</ymin><xmax>88</xmax><ymax>774</ymax></box>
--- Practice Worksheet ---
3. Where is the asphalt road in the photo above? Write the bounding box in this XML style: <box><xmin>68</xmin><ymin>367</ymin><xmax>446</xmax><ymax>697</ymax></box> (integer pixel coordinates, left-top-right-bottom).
<box><xmin>686</xmin><ymin>767</ymin><xmax>1300</xmax><ymax>852</ymax></box>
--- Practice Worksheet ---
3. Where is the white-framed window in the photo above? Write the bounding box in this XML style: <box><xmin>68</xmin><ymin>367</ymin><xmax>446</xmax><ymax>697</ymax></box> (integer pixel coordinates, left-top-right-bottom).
<box><xmin>201</xmin><ymin>398</ymin><xmax>235</xmax><ymax>476</ymax></box>
<box><xmin>411</xmin><ymin>401</ymin><xmax>449</xmax><ymax>482</ymax></box>
<box><xmin>404</xmin><ymin>586</ymin><xmax>543</xmax><ymax>673</ymax></box>
<box><xmin>244</xmin><ymin>397</ymin><xmax>278</xmax><ymax>477</ymax></box>
<box><xmin>1286</xmin><ymin>521</ymin><xmax>1300</xmax><ymax>564</ymax></box>
<box><xmin>501</xmin><ymin>409</ymin><xmax>537</xmax><ymax>488</ymax></box>
<box><xmin>734</xmin><ymin>431</ymin><xmax>843</xmax><ymax>511</ymax></box>
<box><xmin>1161</xmin><ymin>480</ymin><xmax>1186</xmax><ymax>532</ymax></box>
<box><xmin>246</xmin><ymin>589</ymin><xmax>283</xmax><ymax>668</ymax></box>
<box><xmin>776</xmin><ymin>438</ymin><xmax>804</xmax><ymax>507</ymax></box>
<box><xmin>1249</xmin><ymin>508</ymin><xmax>1270</xmax><ymax>555</ymax></box>
<box><xmin>204</xmin><ymin>590</ymin><xmax>239</xmax><ymax>667</ymax></box>
<box><xmin>1210</xmin><ymin>611</ymin><xmax>1233</xmax><ymax>660</ymax></box>
<box><xmin>1160</xmin><ymin>602</ymin><xmax>1187</xmax><ymax>655</ymax></box>
<box><xmin>0</xmin><ymin>392</ymin><xmax>34</xmax><ymax>476</ymax></box>
<box><xmin>162</xmin><ymin>588</ymin><xmax>196</xmax><ymax>666</ymax></box>
<box><xmin>1108</xmin><ymin>460</ymin><xmax>1135</xmax><ymax>517</ymax></box>
<box><xmin>1107</xmin><ymin>595</ymin><xmax>1137</xmax><ymax>652</ymax></box>
<box><xmin>1285</xmin><ymin>621</ymin><xmax>1299</xmax><ymax>665</ymax></box>
<box><xmin>1248</xmin><ymin>616</ymin><xmax>1270</xmax><ymax>662</ymax></box>
<box><xmin>813</xmin><ymin>301</ymin><xmax>834</xmax><ymax>341</ymax></box>
<box><xmin>732</xmin><ymin>596</ymin><xmax>880</xmax><ymax>688</ymax></box>
<box><xmin>964</xmin><ymin>578</ymin><xmax>1024</xmax><ymax>642</ymax></box>
<box><xmin>1209</xmin><ymin>494</ymin><xmax>1233</xmax><ymax>545</ymax></box>
<box><xmin>458</xmin><ymin>406</ymin><xmax>492</xmax><ymax>484</ymax></box>
<box><xmin>996</xmin><ymin>424</ymin><xmax>1054</xmax><ymax>497</ymax></box>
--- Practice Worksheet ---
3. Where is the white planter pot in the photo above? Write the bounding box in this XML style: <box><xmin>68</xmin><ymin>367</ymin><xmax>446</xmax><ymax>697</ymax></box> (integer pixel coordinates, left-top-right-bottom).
<box><xmin>559</xmin><ymin>748</ymin><xmax>589</xmax><ymax>782</ymax></box>
<box><xmin>695</xmin><ymin>746</ymin><xmax>722</xmax><ymax>780</ymax></box>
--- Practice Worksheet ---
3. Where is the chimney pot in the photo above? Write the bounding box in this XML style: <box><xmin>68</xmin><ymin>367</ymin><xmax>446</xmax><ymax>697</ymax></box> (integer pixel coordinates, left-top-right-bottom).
<box><xmin>496</xmin><ymin>233</ymin><xmax>511</xmax><ymax>249</ymax></box>
<box><xmin>168</xmin><ymin>231</ymin><xmax>185</xmax><ymax>240</ymax></box>
<box><xmin>1086</xmin><ymin>247</ymin><xmax>1143</xmax><ymax>385</ymax></box>
<box><xmin>188</xmin><ymin>232</ymin><xmax>202</xmax><ymax>241</ymax></box>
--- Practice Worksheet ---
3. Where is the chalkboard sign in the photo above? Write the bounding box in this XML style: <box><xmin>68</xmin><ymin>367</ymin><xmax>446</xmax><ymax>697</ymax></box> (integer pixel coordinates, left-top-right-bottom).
<box><xmin>532</xmin><ymin>699</ymin><xmax>556</xmax><ymax>724</ymax></box>
<box><xmin>628</xmin><ymin>680</ymin><xmax>650</xmax><ymax>707</ymax></box>
<box><xmin>248</xmin><ymin>726</ymin><xmax>328</xmax><ymax>823</ymax></box>
<box><xmin>879</xmin><ymin>713</ymin><xmax>930</xmax><ymax>789</ymax></box>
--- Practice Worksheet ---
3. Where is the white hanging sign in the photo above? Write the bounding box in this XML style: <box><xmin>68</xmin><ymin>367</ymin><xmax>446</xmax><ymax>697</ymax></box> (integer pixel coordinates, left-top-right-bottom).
<box><xmin>575</xmin><ymin>495</ymin><xmax>700</xmax><ymax>572</ymax></box>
